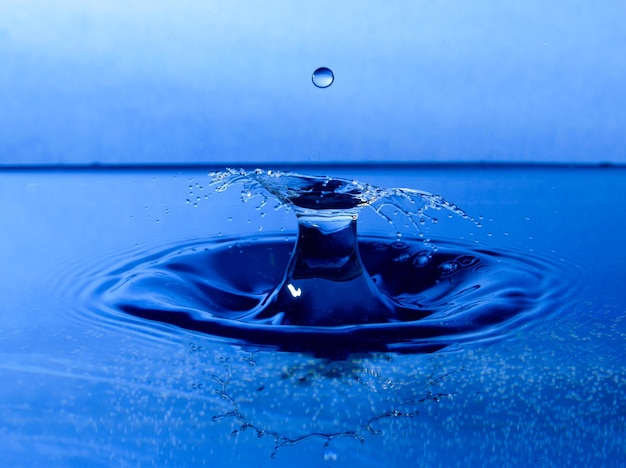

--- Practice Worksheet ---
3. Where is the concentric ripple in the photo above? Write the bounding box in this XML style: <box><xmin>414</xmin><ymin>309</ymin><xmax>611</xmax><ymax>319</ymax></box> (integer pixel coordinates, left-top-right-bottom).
<box><xmin>95</xmin><ymin>234</ymin><xmax>566</xmax><ymax>356</ymax></box>
<box><xmin>83</xmin><ymin>170</ymin><xmax>571</xmax><ymax>357</ymax></box>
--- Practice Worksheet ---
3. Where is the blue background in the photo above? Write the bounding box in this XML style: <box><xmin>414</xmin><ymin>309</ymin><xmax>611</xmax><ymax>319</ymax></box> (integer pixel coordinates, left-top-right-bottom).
<box><xmin>1</xmin><ymin>0</ymin><xmax>626</xmax><ymax>166</ymax></box>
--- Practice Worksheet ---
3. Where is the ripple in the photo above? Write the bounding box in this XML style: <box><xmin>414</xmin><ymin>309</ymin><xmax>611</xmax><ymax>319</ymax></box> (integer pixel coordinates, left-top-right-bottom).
<box><xmin>82</xmin><ymin>234</ymin><xmax>570</xmax><ymax>357</ymax></box>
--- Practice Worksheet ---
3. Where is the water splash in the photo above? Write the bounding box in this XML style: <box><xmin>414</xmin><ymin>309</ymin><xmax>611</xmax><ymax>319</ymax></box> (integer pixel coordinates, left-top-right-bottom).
<box><xmin>210</xmin><ymin>168</ymin><xmax>470</xmax><ymax>238</ymax></box>
<box><xmin>100</xmin><ymin>169</ymin><xmax>565</xmax><ymax>356</ymax></box>
<box><xmin>207</xmin><ymin>169</ymin><xmax>476</xmax><ymax>327</ymax></box>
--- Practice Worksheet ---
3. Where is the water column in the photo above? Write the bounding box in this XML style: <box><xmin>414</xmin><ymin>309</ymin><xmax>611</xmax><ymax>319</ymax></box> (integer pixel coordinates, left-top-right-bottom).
<box><xmin>254</xmin><ymin>205</ymin><xmax>397</xmax><ymax>326</ymax></box>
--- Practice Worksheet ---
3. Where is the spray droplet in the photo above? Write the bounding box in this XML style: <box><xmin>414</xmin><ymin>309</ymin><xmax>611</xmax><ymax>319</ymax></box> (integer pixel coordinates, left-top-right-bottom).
<box><xmin>312</xmin><ymin>67</ymin><xmax>334</xmax><ymax>88</ymax></box>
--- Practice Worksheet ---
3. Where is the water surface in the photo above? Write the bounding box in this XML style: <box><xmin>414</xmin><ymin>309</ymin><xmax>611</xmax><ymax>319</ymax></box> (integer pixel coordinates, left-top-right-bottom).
<box><xmin>0</xmin><ymin>166</ymin><xmax>624</xmax><ymax>465</ymax></box>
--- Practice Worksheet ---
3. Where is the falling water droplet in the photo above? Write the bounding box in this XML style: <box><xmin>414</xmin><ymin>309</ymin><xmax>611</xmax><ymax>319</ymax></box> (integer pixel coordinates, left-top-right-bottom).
<box><xmin>312</xmin><ymin>67</ymin><xmax>334</xmax><ymax>88</ymax></box>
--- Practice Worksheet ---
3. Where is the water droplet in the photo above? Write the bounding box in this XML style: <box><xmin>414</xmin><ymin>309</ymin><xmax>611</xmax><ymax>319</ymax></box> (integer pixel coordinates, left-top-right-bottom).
<box><xmin>312</xmin><ymin>67</ymin><xmax>334</xmax><ymax>88</ymax></box>
<box><xmin>412</xmin><ymin>251</ymin><xmax>431</xmax><ymax>267</ymax></box>
<box><xmin>440</xmin><ymin>261</ymin><xmax>458</xmax><ymax>275</ymax></box>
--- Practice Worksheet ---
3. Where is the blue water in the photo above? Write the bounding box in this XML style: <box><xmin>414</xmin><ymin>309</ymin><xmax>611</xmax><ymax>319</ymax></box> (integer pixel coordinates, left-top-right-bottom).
<box><xmin>1</xmin><ymin>165</ymin><xmax>624</xmax><ymax>465</ymax></box>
